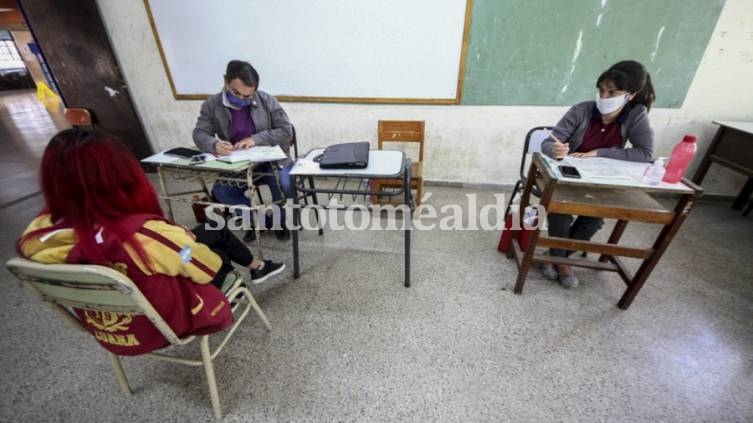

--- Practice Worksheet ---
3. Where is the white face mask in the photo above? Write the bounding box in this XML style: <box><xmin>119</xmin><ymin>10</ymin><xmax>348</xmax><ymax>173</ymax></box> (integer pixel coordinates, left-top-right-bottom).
<box><xmin>595</xmin><ymin>92</ymin><xmax>628</xmax><ymax>115</ymax></box>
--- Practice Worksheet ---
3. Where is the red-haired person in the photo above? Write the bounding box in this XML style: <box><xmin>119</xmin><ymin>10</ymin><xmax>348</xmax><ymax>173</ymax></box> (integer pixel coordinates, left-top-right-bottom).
<box><xmin>17</xmin><ymin>128</ymin><xmax>284</xmax><ymax>355</ymax></box>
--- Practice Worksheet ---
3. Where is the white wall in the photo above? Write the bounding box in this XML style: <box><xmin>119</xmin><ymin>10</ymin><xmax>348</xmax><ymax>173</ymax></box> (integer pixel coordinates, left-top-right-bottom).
<box><xmin>97</xmin><ymin>0</ymin><xmax>753</xmax><ymax>194</ymax></box>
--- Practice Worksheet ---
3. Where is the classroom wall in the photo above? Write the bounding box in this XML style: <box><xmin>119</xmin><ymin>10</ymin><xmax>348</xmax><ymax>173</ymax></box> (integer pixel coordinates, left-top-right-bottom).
<box><xmin>96</xmin><ymin>0</ymin><xmax>753</xmax><ymax>194</ymax></box>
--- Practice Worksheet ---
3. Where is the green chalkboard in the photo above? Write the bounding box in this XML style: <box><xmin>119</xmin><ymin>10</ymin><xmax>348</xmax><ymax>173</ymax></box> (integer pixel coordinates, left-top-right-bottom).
<box><xmin>461</xmin><ymin>0</ymin><xmax>725</xmax><ymax>107</ymax></box>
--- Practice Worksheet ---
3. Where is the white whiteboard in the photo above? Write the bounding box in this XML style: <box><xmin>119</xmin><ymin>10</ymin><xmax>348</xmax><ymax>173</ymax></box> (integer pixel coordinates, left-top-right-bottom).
<box><xmin>146</xmin><ymin>0</ymin><xmax>470</xmax><ymax>103</ymax></box>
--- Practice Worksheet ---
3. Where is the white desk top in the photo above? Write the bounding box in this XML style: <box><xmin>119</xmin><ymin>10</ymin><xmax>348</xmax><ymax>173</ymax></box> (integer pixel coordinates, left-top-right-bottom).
<box><xmin>141</xmin><ymin>151</ymin><xmax>249</xmax><ymax>171</ymax></box>
<box><xmin>290</xmin><ymin>148</ymin><xmax>405</xmax><ymax>177</ymax></box>
<box><xmin>539</xmin><ymin>154</ymin><xmax>695</xmax><ymax>194</ymax></box>
<box><xmin>713</xmin><ymin>121</ymin><xmax>753</xmax><ymax>135</ymax></box>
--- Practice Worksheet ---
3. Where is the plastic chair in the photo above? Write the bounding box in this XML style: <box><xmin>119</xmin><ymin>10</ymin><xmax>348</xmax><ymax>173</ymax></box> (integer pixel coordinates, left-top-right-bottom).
<box><xmin>371</xmin><ymin>120</ymin><xmax>425</xmax><ymax>206</ymax></box>
<box><xmin>504</xmin><ymin>126</ymin><xmax>553</xmax><ymax>219</ymax></box>
<box><xmin>5</xmin><ymin>258</ymin><xmax>271</xmax><ymax>420</ymax></box>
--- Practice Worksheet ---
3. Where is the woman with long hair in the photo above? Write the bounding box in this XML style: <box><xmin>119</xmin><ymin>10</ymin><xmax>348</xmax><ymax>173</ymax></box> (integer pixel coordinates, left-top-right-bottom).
<box><xmin>17</xmin><ymin>128</ymin><xmax>284</xmax><ymax>354</ymax></box>
<box><xmin>540</xmin><ymin>60</ymin><xmax>656</xmax><ymax>288</ymax></box>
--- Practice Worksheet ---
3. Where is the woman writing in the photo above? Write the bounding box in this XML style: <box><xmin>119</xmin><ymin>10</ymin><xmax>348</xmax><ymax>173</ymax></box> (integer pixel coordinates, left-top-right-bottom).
<box><xmin>540</xmin><ymin>60</ymin><xmax>656</xmax><ymax>288</ymax></box>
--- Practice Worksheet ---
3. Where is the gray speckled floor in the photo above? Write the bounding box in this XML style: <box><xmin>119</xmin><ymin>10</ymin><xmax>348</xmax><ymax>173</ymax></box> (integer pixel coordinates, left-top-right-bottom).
<box><xmin>1</xmin><ymin>183</ymin><xmax>752</xmax><ymax>422</ymax></box>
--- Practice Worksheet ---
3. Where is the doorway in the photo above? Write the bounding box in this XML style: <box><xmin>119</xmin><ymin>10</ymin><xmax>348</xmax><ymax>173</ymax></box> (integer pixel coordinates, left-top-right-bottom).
<box><xmin>1</xmin><ymin>0</ymin><xmax>153</xmax><ymax>209</ymax></box>
<box><xmin>0</xmin><ymin>1</ymin><xmax>67</xmax><ymax>208</ymax></box>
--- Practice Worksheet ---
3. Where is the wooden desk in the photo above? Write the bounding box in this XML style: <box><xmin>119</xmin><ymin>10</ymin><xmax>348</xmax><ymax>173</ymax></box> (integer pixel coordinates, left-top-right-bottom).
<box><xmin>509</xmin><ymin>154</ymin><xmax>703</xmax><ymax>310</ymax></box>
<box><xmin>692</xmin><ymin>121</ymin><xmax>753</xmax><ymax>211</ymax></box>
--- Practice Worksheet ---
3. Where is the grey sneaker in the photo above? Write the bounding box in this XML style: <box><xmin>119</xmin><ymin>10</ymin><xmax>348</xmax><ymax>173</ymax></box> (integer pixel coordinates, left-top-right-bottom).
<box><xmin>557</xmin><ymin>266</ymin><xmax>579</xmax><ymax>289</ymax></box>
<box><xmin>541</xmin><ymin>263</ymin><xmax>559</xmax><ymax>280</ymax></box>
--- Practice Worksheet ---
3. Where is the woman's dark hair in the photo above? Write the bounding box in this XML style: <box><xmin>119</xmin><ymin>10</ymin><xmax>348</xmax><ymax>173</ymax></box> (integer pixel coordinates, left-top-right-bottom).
<box><xmin>225</xmin><ymin>60</ymin><xmax>259</xmax><ymax>88</ymax></box>
<box><xmin>597</xmin><ymin>60</ymin><xmax>656</xmax><ymax>111</ymax></box>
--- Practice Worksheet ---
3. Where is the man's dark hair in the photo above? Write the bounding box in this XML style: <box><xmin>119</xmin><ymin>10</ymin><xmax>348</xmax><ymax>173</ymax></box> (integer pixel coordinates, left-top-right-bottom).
<box><xmin>225</xmin><ymin>60</ymin><xmax>259</xmax><ymax>88</ymax></box>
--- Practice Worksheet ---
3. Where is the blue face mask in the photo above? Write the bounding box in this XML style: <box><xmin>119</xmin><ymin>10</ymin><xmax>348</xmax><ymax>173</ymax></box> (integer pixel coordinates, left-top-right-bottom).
<box><xmin>226</xmin><ymin>89</ymin><xmax>253</xmax><ymax>108</ymax></box>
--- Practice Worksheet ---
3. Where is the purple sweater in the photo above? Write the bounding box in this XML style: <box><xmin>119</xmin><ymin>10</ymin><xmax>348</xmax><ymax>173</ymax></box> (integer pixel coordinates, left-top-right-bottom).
<box><xmin>228</xmin><ymin>106</ymin><xmax>256</xmax><ymax>144</ymax></box>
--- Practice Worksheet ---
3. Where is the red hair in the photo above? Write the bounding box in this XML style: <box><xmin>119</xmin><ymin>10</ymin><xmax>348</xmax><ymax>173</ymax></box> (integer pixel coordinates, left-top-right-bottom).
<box><xmin>18</xmin><ymin>128</ymin><xmax>164</xmax><ymax>264</ymax></box>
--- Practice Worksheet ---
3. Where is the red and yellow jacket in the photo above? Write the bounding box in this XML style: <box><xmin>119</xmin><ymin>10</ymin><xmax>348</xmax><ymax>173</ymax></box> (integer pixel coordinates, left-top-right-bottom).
<box><xmin>18</xmin><ymin>214</ymin><xmax>233</xmax><ymax>355</ymax></box>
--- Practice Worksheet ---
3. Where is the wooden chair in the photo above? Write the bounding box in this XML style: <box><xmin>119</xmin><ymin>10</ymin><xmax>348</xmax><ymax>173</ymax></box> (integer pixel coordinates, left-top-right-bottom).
<box><xmin>64</xmin><ymin>108</ymin><xmax>94</xmax><ymax>127</ymax></box>
<box><xmin>371</xmin><ymin>120</ymin><xmax>425</xmax><ymax>206</ymax></box>
<box><xmin>5</xmin><ymin>258</ymin><xmax>271</xmax><ymax>420</ymax></box>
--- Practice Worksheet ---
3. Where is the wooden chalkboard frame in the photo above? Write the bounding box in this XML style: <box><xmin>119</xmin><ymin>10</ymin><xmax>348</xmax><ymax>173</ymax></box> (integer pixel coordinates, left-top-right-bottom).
<box><xmin>143</xmin><ymin>0</ymin><xmax>474</xmax><ymax>105</ymax></box>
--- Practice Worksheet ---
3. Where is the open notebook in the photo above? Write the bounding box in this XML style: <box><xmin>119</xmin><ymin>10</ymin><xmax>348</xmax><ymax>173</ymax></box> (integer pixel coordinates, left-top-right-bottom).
<box><xmin>217</xmin><ymin>145</ymin><xmax>287</xmax><ymax>163</ymax></box>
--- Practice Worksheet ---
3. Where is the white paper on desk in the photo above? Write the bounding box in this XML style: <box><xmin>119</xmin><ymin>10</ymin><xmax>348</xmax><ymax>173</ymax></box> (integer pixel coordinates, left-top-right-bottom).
<box><xmin>561</xmin><ymin>157</ymin><xmax>638</xmax><ymax>183</ymax></box>
<box><xmin>219</xmin><ymin>145</ymin><xmax>287</xmax><ymax>163</ymax></box>
<box><xmin>141</xmin><ymin>152</ymin><xmax>180</xmax><ymax>164</ymax></box>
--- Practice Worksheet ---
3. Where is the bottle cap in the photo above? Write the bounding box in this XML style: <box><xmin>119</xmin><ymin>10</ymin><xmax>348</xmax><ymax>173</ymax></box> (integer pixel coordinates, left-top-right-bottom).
<box><xmin>682</xmin><ymin>135</ymin><xmax>697</xmax><ymax>143</ymax></box>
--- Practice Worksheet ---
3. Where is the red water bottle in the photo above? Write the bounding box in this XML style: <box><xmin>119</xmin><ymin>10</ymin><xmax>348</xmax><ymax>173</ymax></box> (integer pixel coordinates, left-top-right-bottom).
<box><xmin>663</xmin><ymin>135</ymin><xmax>697</xmax><ymax>183</ymax></box>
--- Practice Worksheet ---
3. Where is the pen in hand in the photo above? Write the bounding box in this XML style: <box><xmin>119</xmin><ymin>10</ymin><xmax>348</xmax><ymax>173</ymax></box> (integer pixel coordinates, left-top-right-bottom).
<box><xmin>546</xmin><ymin>129</ymin><xmax>569</xmax><ymax>160</ymax></box>
<box><xmin>213</xmin><ymin>136</ymin><xmax>234</xmax><ymax>156</ymax></box>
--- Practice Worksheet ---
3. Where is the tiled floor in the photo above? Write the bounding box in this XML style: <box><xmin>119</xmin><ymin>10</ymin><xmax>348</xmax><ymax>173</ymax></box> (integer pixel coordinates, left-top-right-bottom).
<box><xmin>0</xmin><ymin>89</ymin><xmax>68</xmax><ymax>208</ymax></box>
<box><xmin>0</xmin><ymin>175</ymin><xmax>751</xmax><ymax>421</ymax></box>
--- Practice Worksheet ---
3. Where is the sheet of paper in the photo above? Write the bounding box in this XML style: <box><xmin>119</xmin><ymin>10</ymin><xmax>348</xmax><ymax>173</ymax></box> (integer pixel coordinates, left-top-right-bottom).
<box><xmin>539</xmin><ymin>154</ymin><xmax>692</xmax><ymax>192</ymax></box>
<box><xmin>141</xmin><ymin>152</ymin><xmax>180</xmax><ymax>164</ymax></box>
<box><xmin>218</xmin><ymin>145</ymin><xmax>287</xmax><ymax>163</ymax></box>
<box><xmin>561</xmin><ymin>157</ymin><xmax>638</xmax><ymax>183</ymax></box>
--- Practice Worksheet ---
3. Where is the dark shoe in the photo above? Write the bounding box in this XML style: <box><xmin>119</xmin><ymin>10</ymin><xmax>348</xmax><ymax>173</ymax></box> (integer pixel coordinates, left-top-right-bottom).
<box><xmin>275</xmin><ymin>227</ymin><xmax>290</xmax><ymax>241</ymax></box>
<box><xmin>250</xmin><ymin>260</ymin><xmax>286</xmax><ymax>284</ymax></box>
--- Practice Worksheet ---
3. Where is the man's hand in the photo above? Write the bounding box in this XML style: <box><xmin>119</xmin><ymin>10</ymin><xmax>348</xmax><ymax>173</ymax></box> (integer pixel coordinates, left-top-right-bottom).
<box><xmin>214</xmin><ymin>139</ymin><xmax>234</xmax><ymax>155</ymax></box>
<box><xmin>234</xmin><ymin>137</ymin><xmax>255</xmax><ymax>150</ymax></box>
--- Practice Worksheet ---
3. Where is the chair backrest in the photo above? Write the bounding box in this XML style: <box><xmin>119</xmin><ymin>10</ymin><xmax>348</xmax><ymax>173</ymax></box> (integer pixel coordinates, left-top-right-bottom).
<box><xmin>378</xmin><ymin>120</ymin><xmax>425</xmax><ymax>162</ymax></box>
<box><xmin>64</xmin><ymin>108</ymin><xmax>94</xmax><ymax>127</ymax></box>
<box><xmin>519</xmin><ymin>126</ymin><xmax>554</xmax><ymax>179</ymax></box>
<box><xmin>289</xmin><ymin>125</ymin><xmax>299</xmax><ymax>158</ymax></box>
<box><xmin>5</xmin><ymin>258</ymin><xmax>183</xmax><ymax>344</ymax></box>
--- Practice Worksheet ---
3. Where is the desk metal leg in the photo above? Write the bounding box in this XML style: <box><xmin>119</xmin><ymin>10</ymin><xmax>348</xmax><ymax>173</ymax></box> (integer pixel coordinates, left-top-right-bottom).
<box><xmin>291</xmin><ymin>177</ymin><xmax>301</xmax><ymax>279</ymax></box>
<box><xmin>308</xmin><ymin>176</ymin><xmax>324</xmax><ymax>235</ymax></box>
<box><xmin>157</xmin><ymin>167</ymin><xmax>175</xmax><ymax>221</ymax></box>
<box><xmin>404</xmin><ymin>161</ymin><xmax>412</xmax><ymax>288</ymax></box>
<box><xmin>617</xmin><ymin>194</ymin><xmax>695</xmax><ymax>310</ymax></box>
